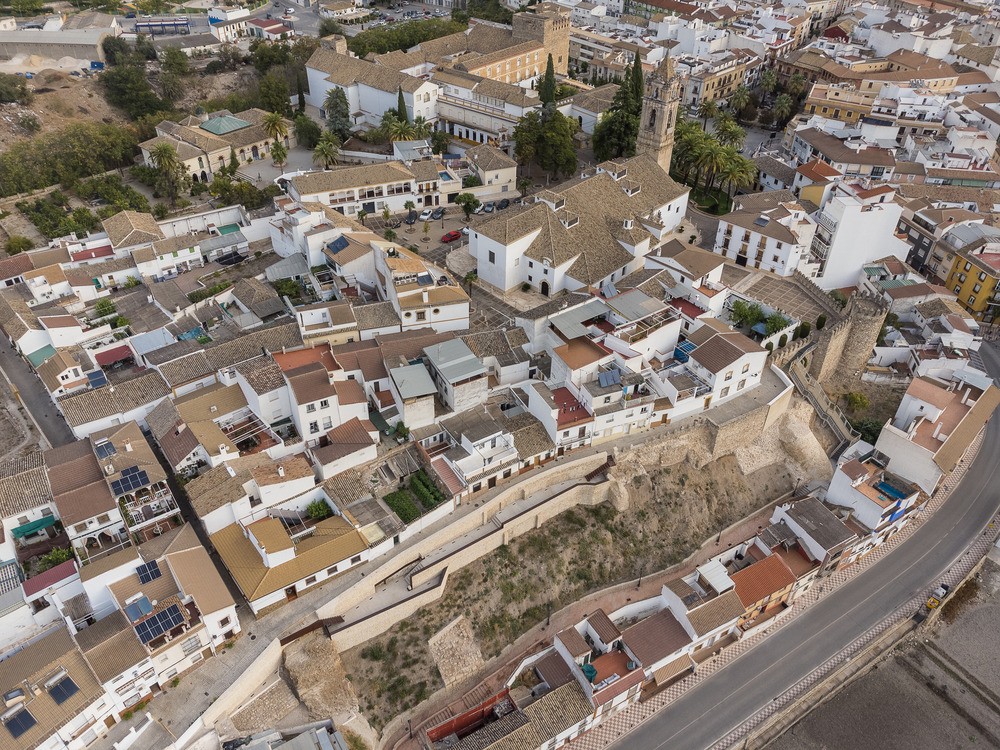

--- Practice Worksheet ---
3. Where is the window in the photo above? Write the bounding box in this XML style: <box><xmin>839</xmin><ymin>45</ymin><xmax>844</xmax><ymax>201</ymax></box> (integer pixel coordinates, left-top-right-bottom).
<box><xmin>528</xmin><ymin>261</ymin><xmax>534</xmax><ymax>268</ymax></box>
<box><xmin>4</xmin><ymin>708</ymin><xmax>35</xmax><ymax>739</ymax></box>
<box><xmin>219</xmin><ymin>616</ymin><xmax>231</xmax><ymax>628</ymax></box>
<box><xmin>513</xmin><ymin>257</ymin><xmax>519</xmax><ymax>266</ymax></box>
<box><xmin>309</xmin><ymin>422</ymin><xmax>319</xmax><ymax>434</ymax></box>
<box><xmin>974</xmin><ymin>283</ymin><xmax>982</xmax><ymax>293</ymax></box>
<box><xmin>724</xmin><ymin>371</ymin><xmax>733</xmax><ymax>381</ymax></box>
<box><xmin>182</xmin><ymin>636</ymin><xmax>202</xmax><ymax>656</ymax></box>
<box><xmin>305</xmin><ymin>576</ymin><xmax>317</xmax><ymax>585</ymax></box>
<box><xmin>48</xmin><ymin>676</ymin><xmax>79</xmax><ymax>704</ymax></box>
<box><xmin>737</xmin><ymin>379</ymin><xmax>746</xmax><ymax>390</ymax></box>
<box><xmin>742</xmin><ymin>363</ymin><xmax>750</xmax><ymax>373</ymax></box>
<box><xmin>320</xmin><ymin>399</ymin><xmax>329</xmax><ymax>409</ymax></box>
<box><xmin>74</xmin><ymin>522</ymin><xmax>88</xmax><ymax>533</ymax></box>
<box><xmin>306</xmin><ymin>403</ymin><xmax>316</xmax><ymax>413</ymax></box>
<box><xmin>720</xmin><ymin>386</ymin><xmax>730</xmax><ymax>398</ymax></box>
<box><xmin>488</xmin><ymin>251</ymin><xmax>496</xmax><ymax>264</ymax></box>
<box><xmin>416</xmin><ymin>311</ymin><xmax>427</xmax><ymax>321</ymax></box>
<box><xmin>97</xmin><ymin>513</ymin><xmax>111</xmax><ymax>524</ymax></box>
<box><xmin>965</xmin><ymin>262</ymin><xmax>972</xmax><ymax>272</ymax></box>
<box><xmin>327</xmin><ymin>565</ymin><xmax>338</xmax><ymax>575</ymax></box>
<box><xmin>969</xmin><ymin>295</ymin><xmax>977</xmax><ymax>305</ymax></box>
<box><xmin>351</xmin><ymin>555</ymin><xmax>362</xmax><ymax>564</ymax></box>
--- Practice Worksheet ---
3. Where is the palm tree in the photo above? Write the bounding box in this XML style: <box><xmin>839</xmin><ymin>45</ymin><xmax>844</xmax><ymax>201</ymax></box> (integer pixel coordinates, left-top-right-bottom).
<box><xmin>774</xmin><ymin>93</ymin><xmax>795</xmax><ymax>124</ymax></box>
<box><xmin>463</xmin><ymin>271</ymin><xmax>478</xmax><ymax>291</ymax></box>
<box><xmin>412</xmin><ymin>116</ymin><xmax>432</xmax><ymax>139</ymax></box>
<box><xmin>760</xmin><ymin>69</ymin><xmax>778</xmax><ymax>95</ymax></box>
<box><xmin>271</xmin><ymin>141</ymin><xmax>288</xmax><ymax>168</ymax></box>
<box><xmin>323</xmin><ymin>89</ymin><xmax>343</xmax><ymax>118</ymax></box>
<box><xmin>718</xmin><ymin>150</ymin><xmax>758</xmax><ymax>199</ymax></box>
<box><xmin>149</xmin><ymin>142</ymin><xmax>180</xmax><ymax>176</ymax></box>
<box><xmin>715</xmin><ymin>119</ymin><xmax>746</xmax><ymax>149</ymax></box>
<box><xmin>358</xmin><ymin>209</ymin><xmax>368</xmax><ymax>226</ymax></box>
<box><xmin>312</xmin><ymin>132</ymin><xmax>341</xmax><ymax>168</ymax></box>
<box><xmin>787</xmin><ymin>73</ymin><xmax>806</xmax><ymax>98</ymax></box>
<box><xmin>697</xmin><ymin>99</ymin><xmax>718</xmax><ymax>128</ymax></box>
<box><xmin>262</xmin><ymin>111</ymin><xmax>289</xmax><ymax>142</ymax></box>
<box><xmin>386</xmin><ymin>118</ymin><xmax>416</xmax><ymax>142</ymax></box>
<box><xmin>384</xmin><ymin>229</ymin><xmax>397</xmax><ymax>242</ymax></box>
<box><xmin>728</xmin><ymin>86</ymin><xmax>751</xmax><ymax>117</ymax></box>
<box><xmin>674</xmin><ymin>125</ymin><xmax>707</xmax><ymax>185</ymax></box>
<box><xmin>695</xmin><ymin>139</ymin><xmax>727</xmax><ymax>191</ymax></box>
<box><xmin>517</xmin><ymin>176</ymin><xmax>532</xmax><ymax>197</ymax></box>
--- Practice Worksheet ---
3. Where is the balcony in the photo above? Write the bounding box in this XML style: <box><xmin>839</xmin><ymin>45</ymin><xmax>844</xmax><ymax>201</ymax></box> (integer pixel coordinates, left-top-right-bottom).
<box><xmin>816</xmin><ymin>212</ymin><xmax>838</xmax><ymax>235</ymax></box>
<box><xmin>811</xmin><ymin>233</ymin><xmax>832</xmax><ymax>260</ymax></box>
<box><xmin>121</xmin><ymin>486</ymin><xmax>179</xmax><ymax>530</ymax></box>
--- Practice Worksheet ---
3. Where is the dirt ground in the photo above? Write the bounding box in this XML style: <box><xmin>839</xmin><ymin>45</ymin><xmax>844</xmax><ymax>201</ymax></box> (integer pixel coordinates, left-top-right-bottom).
<box><xmin>0</xmin><ymin>71</ymin><xmax>127</xmax><ymax>150</ymax></box>
<box><xmin>825</xmin><ymin>370</ymin><xmax>907</xmax><ymax>434</ymax></box>
<box><xmin>326</xmin><ymin>400</ymin><xmax>828</xmax><ymax>731</ymax></box>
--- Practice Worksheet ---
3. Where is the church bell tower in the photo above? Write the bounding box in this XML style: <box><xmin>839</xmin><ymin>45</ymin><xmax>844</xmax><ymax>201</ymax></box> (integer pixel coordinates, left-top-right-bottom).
<box><xmin>635</xmin><ymin>56</ymin><xmax>681</xmax><ymax>173</ymax></box>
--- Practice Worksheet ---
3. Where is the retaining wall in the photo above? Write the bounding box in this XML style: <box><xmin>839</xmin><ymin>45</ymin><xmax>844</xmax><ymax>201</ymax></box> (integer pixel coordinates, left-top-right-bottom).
<box><xmin>200</xmin><ymin>638</ymin><xmax>283</xmax><ymax>726</ymax></box>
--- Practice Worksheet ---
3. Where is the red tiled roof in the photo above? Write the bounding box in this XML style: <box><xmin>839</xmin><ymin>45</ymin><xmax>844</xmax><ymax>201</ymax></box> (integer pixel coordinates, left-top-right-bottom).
<box><xmin>730</xmin><ymin>554</ymin><xmax>797</xmax><ymax>607</ymax></box>
<box><xmin>71</xmin><ymin>245</ymin><xmax>113</xmax><ymax>262</ymax></box>
<box><xmin>551</xmin><ymin>387</ymin><xmax>592</xmax><ymax>428</ymax></box>
<box><xmin>95</xmin><ymin>345</ymin><xmax>134</xmax><ymax>366</ymax></box>
<box><xmin>432</xmin><ymin>456</ymin><xmax>465</xmax><ymax>496</ymax></box>
<box><xmin>22</xmin><ymin>559</ymin><xmax>78</xmax><ymax>597</ymax></box>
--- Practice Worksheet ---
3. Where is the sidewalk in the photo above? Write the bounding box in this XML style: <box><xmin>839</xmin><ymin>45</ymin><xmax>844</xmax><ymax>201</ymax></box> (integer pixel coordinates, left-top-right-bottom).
<box><xmin>559</xmin><ymin>428</ymin><xmax>992</xmax><ymax>750</ymax></box>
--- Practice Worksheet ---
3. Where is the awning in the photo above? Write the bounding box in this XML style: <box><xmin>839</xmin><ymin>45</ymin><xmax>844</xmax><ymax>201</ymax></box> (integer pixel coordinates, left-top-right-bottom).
<box><xmin>11</xmin><ymin>515</ymin><xmax>57</xmax><ymax>539</ymax></box>
<box><xmin>652</xmin><ymin>654</ymin><xmax>695</xmax><ymax>686</ymax></box>
<box><xmin>95</xmin><ymin>345</ymin><xmax>134</xmax><ymax>367</ymax></box>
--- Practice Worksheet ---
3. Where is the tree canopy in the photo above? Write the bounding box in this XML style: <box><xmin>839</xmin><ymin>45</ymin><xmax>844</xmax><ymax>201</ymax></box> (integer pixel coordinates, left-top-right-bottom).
<box><xmin>514</xmin><ymin>107</ymin><xmax>579</xmax><ymax>179</ymax></box>
<box><xmin>324</xmin><ymin>88</ymin><xmax>352</xmax><ymax>141</ymax></box>
<box><xmin>539</xmin><ymin>54</ymin><xmax>557</xmax><ymax>105</ymax></box>
<box><xmin>348</xmin><ymin>18</ymin><xmax>467</xmax><ymax>58</ymax></box>
<box><xmin>592</xmin><ymin>54</ymin><xmax>642</xmax><ymax>162</ymax></box>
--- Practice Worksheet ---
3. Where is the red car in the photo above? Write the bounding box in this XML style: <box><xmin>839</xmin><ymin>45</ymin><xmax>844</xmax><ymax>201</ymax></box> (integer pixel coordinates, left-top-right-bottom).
<box><xmin>441</xmin><ymin>230</ymin><xmax>462</xmax><ymax>243</ymax></box>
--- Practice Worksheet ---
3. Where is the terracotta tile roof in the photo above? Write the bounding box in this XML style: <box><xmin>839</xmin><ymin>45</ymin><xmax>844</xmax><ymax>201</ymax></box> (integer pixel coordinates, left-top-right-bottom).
<box><xmin>688</xmin><ymin>326</ymin><xmax>765</xmax><ymax>374</ymax></box>
<box><xmin>249</xmin><ymin>454</ymin><xmax>313</xmax><ymax>486</ymax></box>
<box><xmin>586</xmin><ymin>608</ymin><xmax>620</xmax><ymax>643</ymax></box>
<box><xmin>58</xmin><ymin>372</ymin><xmax>170</xmax><ymax>428</ymax></box>
<box><xmin>555</xmin><ymin>626</ymin><xmax>590</xmax><ymax>657</ymax></box>
<box><xmin>186</xmin><ymin>453</ymin><xmax>274</xmax><ymax>517</ymax></box>
<box><xmin>0</xmin><ymin>451</ymin><xmax>52</xmax><ymax>518</ymax></box>
<box><xmin>351</xmin><ymin>300</ymin><xmax>402</xmax><ymax>331</ymax></box>
<box><xmin>166</xmin><ymin>544</ymin><xmax>235</xmax><ymax>614</ymax></box>
<box><xmin>621</xmin><ymin>609</ymin><xmax>692</xmax><ymax>666</ymax></box>
<box><xmin>75</xmin><ymin>609</ymin><xmax>150</xmax><ymax>683</ymax></box>
<box><xmin>0</xmin><ymin>627</ymin><xmax>104</xmax><ymax>750</ymax></box>
<box><xmin>211</xmin><ymin>514</ymin><xmax>368</xmax><ymax>601</ymax></box>
<box><xmin>685</xmin><ymin>589</ymin><xmax>744</xmax><ymax>636</ymax></box>
<box><xmin>730</xmin><ymin>554</ymin><xmax>797</xmax><ymax>607</ymax></box>
<box><xmin>102</xmin><ymin>210</ymin><xmax>165</xmax><ymax>249</ymax></box>
<box><xmin>234</xmin><ymin>355</ymin><xmax>286</xmax><ymax>394</ymax></box>
<box><xmin>312</xmin><ymin>417</ymin><xmax>377</xmax><ymax>466</ymax></box>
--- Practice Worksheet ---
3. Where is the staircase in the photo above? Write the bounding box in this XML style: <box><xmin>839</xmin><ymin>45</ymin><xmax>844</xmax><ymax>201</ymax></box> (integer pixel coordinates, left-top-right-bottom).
<box><xmin>584</xmin><ymin>455</ymin><xmax>616</xmax><ymax>482</ymax></box>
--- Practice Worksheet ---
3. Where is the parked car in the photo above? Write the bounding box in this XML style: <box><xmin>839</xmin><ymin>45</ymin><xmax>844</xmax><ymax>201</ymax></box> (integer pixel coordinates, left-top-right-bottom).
<box><xmin>405</xmin><ymin>210</ymin><xmax>418</xmax><ymax>225</ymax></box>
<box><xmin>419</xmin><ymin>209</ymin><xmax>433</xmax><ymax>221</ymax></box>
<box><xmin>473</xmin><ymin>203</ymin><xmax>486</xmax><ymax>214</ymax></box>
<box><xmin>461</xmin><ymin>226</ymin><xmax>470</xmax><ymax>236</ymax></box>
<box><xmin>498</xmin><ymin>198</ymin><xmax>510</xmax><ymax>210</ymax></box>
<box><xmin>431</xmin><ymin>207</ymin><xmax>445</xmax><ymax>220</ymax></box>
<box><xmin>483</xmin><ymin>201</ymin><xmax>496</xmax><ymax>213</ymax></box>
<box><xmin>441</xmin><ymin>230</ymin><xmax>462</xmax><ymax>243</ymax></box>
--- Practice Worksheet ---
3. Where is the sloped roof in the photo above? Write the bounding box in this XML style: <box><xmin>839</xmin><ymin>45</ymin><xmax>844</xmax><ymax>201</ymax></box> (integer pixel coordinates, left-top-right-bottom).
<box><xmin>730</xmin><ymin>554</ymin><xmax>797</xmax><ymax>606</ymax></box>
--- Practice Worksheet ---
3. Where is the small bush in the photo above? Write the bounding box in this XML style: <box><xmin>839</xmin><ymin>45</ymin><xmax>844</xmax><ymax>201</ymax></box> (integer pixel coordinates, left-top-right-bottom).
<box><xmin>765</xmin><ymin>342</ymin><xmax>774</xmax><ymax>352</ymax></box>
<box><xmin>830</xmin><ymin>290</ymin><xmax>848</xmax><ymax>308</ymax></box>
<box><xmin>816</xmin><ymin>314</ymin><xmax>827</xmax><ymax>330</ymax></box>
<box><xmin>306</xmin><ymin>499</ymin><xmax>332</xmax><ymax>520</ymax></box>
<box><xmin>778</xmin><ymin>334</ymin><xmax>788</xmax><ymax>347</ymax></box>
<box><xmin>521</xmin><ymin>282</ymin><xmax>531</xmax><ymax>292</ymax></box>
<box><xmin>798</xmin><ymin>321</ymin><xmax>811</xmax><ymax>339</ymax></box>
<box><xmin>384</xmin><ymin>490</ymin><xmax>421</xmax><ymax>523</ymax></box>
<box><xmin>845</xmin><ymin>391</ymin><xmax>871</xmax><ymax>412</ymax></box>
<box><xmin>188</xmin><ymin>281</ymin><xmax>231</xmax><ymax>303</ymax></box>
<box><xmin>37</xmin><ymin>547</ymin><xmax>73</xmax><ymax>572</ymax></box>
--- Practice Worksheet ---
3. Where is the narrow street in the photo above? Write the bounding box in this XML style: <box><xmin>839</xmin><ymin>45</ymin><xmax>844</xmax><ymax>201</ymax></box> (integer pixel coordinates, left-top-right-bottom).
<box><xmin>0</xmin><ymin>336</ymin><xmax>75</xmax><ymax>448</ymax></box>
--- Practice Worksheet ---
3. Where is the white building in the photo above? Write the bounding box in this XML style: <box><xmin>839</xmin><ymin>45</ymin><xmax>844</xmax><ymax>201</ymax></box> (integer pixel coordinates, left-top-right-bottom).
<box><xmin>714</xmin><ymin>201</ymin><xmax>817</xmax><ymax>277</ymax></box>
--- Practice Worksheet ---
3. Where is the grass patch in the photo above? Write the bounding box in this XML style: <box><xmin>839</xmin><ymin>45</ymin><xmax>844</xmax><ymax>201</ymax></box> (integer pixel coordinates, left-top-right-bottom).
<box><xmin>688</xmin><ymin>185</ymin><xmax>733</xmax><ymax>215</ymax></box>
<box><xmin>383</xmin><ymin>490</ymin><xmax>421</xmax><ymax>524</ymax></box>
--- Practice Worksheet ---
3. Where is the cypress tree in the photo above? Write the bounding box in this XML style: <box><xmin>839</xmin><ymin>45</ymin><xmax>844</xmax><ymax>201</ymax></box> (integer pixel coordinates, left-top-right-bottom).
<box><xmin>539</xmin><ymin>54</ymin><xmax>557</xmax><ymax>104</ymax></box>
<box><xmin>629</xmin><ymin>53</ymin><xmax>644</xmax><ymax>117</ymax></box>
<box><xmin>396</xmin><ymin>88</ymin><xmax>408</xmax><ymax>122</ymax></box>
<box><xmin>296</xmin><ymin>72</ymin><xmax>306</xmax><ymax>114</ymax></box>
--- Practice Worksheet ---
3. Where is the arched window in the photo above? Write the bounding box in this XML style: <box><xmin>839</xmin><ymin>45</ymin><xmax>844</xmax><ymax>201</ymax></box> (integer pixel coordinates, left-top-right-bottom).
<box><xmin>648</xmin><ymin>108</ymin><xmax>657</xmax><ymax>130</ymax></box>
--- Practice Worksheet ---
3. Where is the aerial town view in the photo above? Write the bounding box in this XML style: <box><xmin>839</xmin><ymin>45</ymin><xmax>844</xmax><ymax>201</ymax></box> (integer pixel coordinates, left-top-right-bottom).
<box><xmin>2</xmin><ymin>0</ymin><xmax>1000</xmax><ymax>748</ymax></box>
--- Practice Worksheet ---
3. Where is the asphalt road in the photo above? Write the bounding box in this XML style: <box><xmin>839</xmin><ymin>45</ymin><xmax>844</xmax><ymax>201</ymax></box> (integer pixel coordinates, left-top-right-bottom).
<box><xmin>0</xmin><ymin>337</ymin><xmax>75</xmax><ymax>449</ymax></box>
<box><xmin>611</xmin><ymin>344</ymin><xmax>1000</xmax><ymax>750</ymax></box>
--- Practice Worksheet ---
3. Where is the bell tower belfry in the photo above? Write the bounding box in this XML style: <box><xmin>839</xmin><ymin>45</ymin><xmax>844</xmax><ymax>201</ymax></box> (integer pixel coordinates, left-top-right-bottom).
<box><xmin>635</xmin><ymin>55</ymin><xmax>681</xmax><ymax>173</ymax></box>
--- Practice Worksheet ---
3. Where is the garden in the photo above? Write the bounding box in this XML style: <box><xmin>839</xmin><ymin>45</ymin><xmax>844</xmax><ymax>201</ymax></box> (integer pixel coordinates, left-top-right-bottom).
<box><xmin>382</xmin><ymin>469</ymin><xmax>448</xmax><ymax>524</ymax></box>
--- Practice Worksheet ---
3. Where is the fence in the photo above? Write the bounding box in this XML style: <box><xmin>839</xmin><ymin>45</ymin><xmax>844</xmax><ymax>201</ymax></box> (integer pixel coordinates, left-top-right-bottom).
<box><xmin>787</xmin><ymin>359</ymin><xmax>859</xmax><ymax>455</ymax></box>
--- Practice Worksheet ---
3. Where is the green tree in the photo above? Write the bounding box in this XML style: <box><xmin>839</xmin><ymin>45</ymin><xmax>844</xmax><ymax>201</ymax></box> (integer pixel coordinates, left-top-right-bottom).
<box><xmin>227</xmin><ymin>147</ymin><xmax>240</xmax><ymax>176</ymax></box>
<box><xmin>159</xmin><ymin>72</ymin><xmax>183</xmax><ymax>104</ymax></box>
<box><xmin>94</xmin><ymin>297</ymin><xmax>116</xmax><ymax>318</ymax></box>
<box><xmin>729</xmin><ymin>299</ymin><xmax>765</xmax><ymax>328</ymax></box>
<box><xmin>0</xmin><ymin>73</ymin><xmax>32</xmax><ymax>104</ymax></box>
<box><xmin>101</xmin><ymin>37</ymin><xmax>132</xmax><ymax>66</ymax></box>
<box><xmin>517</xmin><ymin>176</ymin><xmax>532</xmax><ymax>197</ymax></box>
<box><xmin>760</xmin><ymin>68</ymin><xmax>778</xmax><ymax>94</ymax></box>
<box><xmin>431</xmin><ymin>130</ymin><xmax>450</xmax><ymax>154</ymax></box>
<box><xmin>787</xmin><ymin>72</ymin><xmax>806</xmax><ymax>98</ymax></box>
<box><xmin>347</xmin><ymin>18</ymin><xmax>468</xmax><ymax>58</ymax></box>
<box><xmin>318</xmin><ymin>18</ymin><xmax>343</xmax><ymax>37</ymax></box>
<box><xmin>463</xmin><ymin>270</ymin><xmax>478</xmax><ymax>290</ymax></box>
<box><xmin>386</xmin><ymin>116</ymin><xmax>416</xmax><ymax>142</ymax></box>
<box><xmin>695</xmin><ymin>138</ymin><xmax>727</xmax><ymax>191</ymax></box>
<box><xmin>628</xmin><ymin>52</ymin><xmax>643</xmax><ymax>111</ymax></box>
<box><xmin>715</xmin><ymin>119</ymin><xmax>745</xmax><ymax>149</ymax></box>
<box><xmin>773</xmin><ymin>93</ymin><xmax>795</xmax><ymax>123</ymax></box>
<box><xmin>412</xmin><ymin>116</ymin><xmax>432</xmax><ymax>139</ymax></box>
<box><xmin>765</xmin><ymin>313</ymin><xmax>789</xmax><ymax>336</ymax></box>
<box><xmin>359</xmin><ymin>210</ymin><xmax>369</xmax><ymax>226</ymax></box>
<box><xmin>271</xmin><ymin>141</ymin><xmax>288</xmax><ymax>168</ymax></box>
<box><xmin>455</xmin><ymin>192</ymin><xmax>481</xmax><ymax>220</ymax></box>
<box><xmin>513</xmin><ymin>110</ymin><xmax>542</xmax><ymax>165</ymax></box>
<box><xmin>161</xmin><ymin>47</ymin><xmax>190</xmax><ymax>76</ymax></box>
<box><xmin>296</xmin><ymin>72</ymin><xmax>306</xmax><ymax>113</ymax></box>
<box><xmin>717</xmin><ymin>150</ymin><xmax>757</xmax><ymax>198</ymax></box>
<box><xmin>728</xmin><ymin>86</ymin><xmax>751</xmax><ymax>116</ymax></box>
<box><xmin>593</xmin><ymin>108</ymin><xmax>639</xmax><ymax>162</ymax></box>
<box><xmin>536</xmin><ymin>110</ymin><xmax>578</xmax><ymax>179</ymax></box>
<box><xmin>396</xmin><ymin>87</ymin><xmax>408</xmax><ymax>122</ymax></box>
<box><xmin>697</xmin><ymin>99</ymin><xmax>717</xmax><ymax>128</ymax></box>
<box><xmin>384</xmin><ymin>229</ymin><xmax>398</xmax><ymax>242</ymax></box>
<box><xmin>102</xmin><ymin>60</ymin><xmax>167</xmax><ymax>118</ymax></box>
<box><xmin>148</xmin><ymin>143</ymin><xmax>188</xmax><ymax>206</ymax></box>
<box><xmin>323</xmin><ymin>88</ymin><xmax>352</xmax><ymax>141</ymax></box>
<box><xmin>539</xmin><ymin>54</ymin><xmax>557</xmax><ymax>104</ymax></box>
<box><xmin>312</xmin><ymin>132</ymin><xmax>341</xmax><ymax>168</ymax></box>
<box><xmin>259</xmin><ymin>73</ymin><xmax>291</xmax><ymax>115</ymax></box>
<box><xmin>263</xmin><ymin>111</ymin><xmax>289</xmax><ymax>142</ymax></box>
<box><xmin>294</xmin><ymin>114</ymin><xmax>323</xmax><ymax>149</ymax></box>
<box><xmin>5</xmin><ymin>235</ymin><xmax>32</xmax><ymax>254</ymax></box>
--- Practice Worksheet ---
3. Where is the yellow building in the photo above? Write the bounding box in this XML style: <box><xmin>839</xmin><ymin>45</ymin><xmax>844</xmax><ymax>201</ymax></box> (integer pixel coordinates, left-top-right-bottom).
<box><xmin>944</xmin><ymin>250</ymin><xmax>1000</xmax><ymax>323</ymax></box>
<box><xmin>803</xmin><ymin>82</ymin><xmax>874</xmax><ymax>125</ymax></box>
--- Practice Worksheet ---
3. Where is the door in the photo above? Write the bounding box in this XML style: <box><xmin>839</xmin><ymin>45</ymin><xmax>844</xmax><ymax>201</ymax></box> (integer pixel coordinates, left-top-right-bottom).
<box><xmin>488</xmin><ymin>476</ymin><xmax>497</xmax><ymax>489</ymax></box>
<box><xmin>285</xmin><ymin>586</ymin><xmax>297</xmax><ymax>601</ymax></box>
<box><xmin>540</xmin><ymin>280</ymin><xmax>550</xmax><ymax>296</ymax></box>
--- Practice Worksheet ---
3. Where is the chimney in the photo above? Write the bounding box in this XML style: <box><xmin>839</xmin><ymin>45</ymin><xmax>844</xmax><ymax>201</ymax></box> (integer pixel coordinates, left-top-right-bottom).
<box><xmin>226</xmin><ymin>465</ymin><xmax>237</xmax><ymax>478</ymax></box>
<box><xmin>124</xmin><ymin>440</ymin><xmax>133</xmax><ymax>452</ymax></box>
<box><xmin>623</xmin><ymin>218</ymin><xmax>634</xmax><ymax>230</ymax></box>
<box><xmin>277</xmin><ymin>465</ymin><xmax>285</xmax><ymax>478</ymax></box>
<box><xmin>328</xmin><ymin>371</ymin><xmax>336</xmax><ymax>385</ymax></box>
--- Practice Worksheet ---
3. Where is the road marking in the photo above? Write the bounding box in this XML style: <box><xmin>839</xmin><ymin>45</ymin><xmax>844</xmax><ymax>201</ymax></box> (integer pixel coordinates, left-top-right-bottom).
<box><xmin>632</xmin><ymin>433</ymin><xmax>1000</xmax><ymax>750</ymax></box>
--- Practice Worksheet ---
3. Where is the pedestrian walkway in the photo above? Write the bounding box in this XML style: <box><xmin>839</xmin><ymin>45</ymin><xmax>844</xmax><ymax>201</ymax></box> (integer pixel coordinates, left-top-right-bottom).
<box><xmin>560</xmin><ymin>428</ymin><xmax>991</xmax><ymax>750</ymax></box>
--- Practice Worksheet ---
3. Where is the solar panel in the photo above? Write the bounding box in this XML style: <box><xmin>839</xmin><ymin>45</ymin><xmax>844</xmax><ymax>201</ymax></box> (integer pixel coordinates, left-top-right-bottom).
<box><xmin>48</xmin><ymin>677</ymin><xmax>79</xmax><ymax>705</ymax></box>
<box><xmin>110</xmin><ymin>466</ymin><xmax>150</xmax><ymax>496</ymax></box>
<box><xmin>136</xmin><ymin>560</ymin><xmax>162</xmax><ymax>584</ymax></box>
<box><xmin>4</xmin><ymin>709</ymin><xmax>36</xmax><ymax>739</ymax></box>
<box><xmin>87</xmin><ymin>370</ymin><xmax>108</xmax><ymax>388</ymax></box>
<box><xmin>753</xmin><ymin>216</ymin><xmax>770</xmax><ymax>227</ymax></box>
<box><xmin>326</xmin><ymin>236</ymin><xmax>349</xmax><ymax>255</ymax></box>
<box><xmin>95</xmin><ymin>440</ymin><xmax>116</xmax><ymax>459</ymax></box>
<box><xmin>124</xmin><ymin>596</ymin><xmax>153</xmax><ymax>622</ymax></box>
<box><xmin>135</xmin><ymin>604</ymin><xmax>184</xmax><ymax>644</ymax></box>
